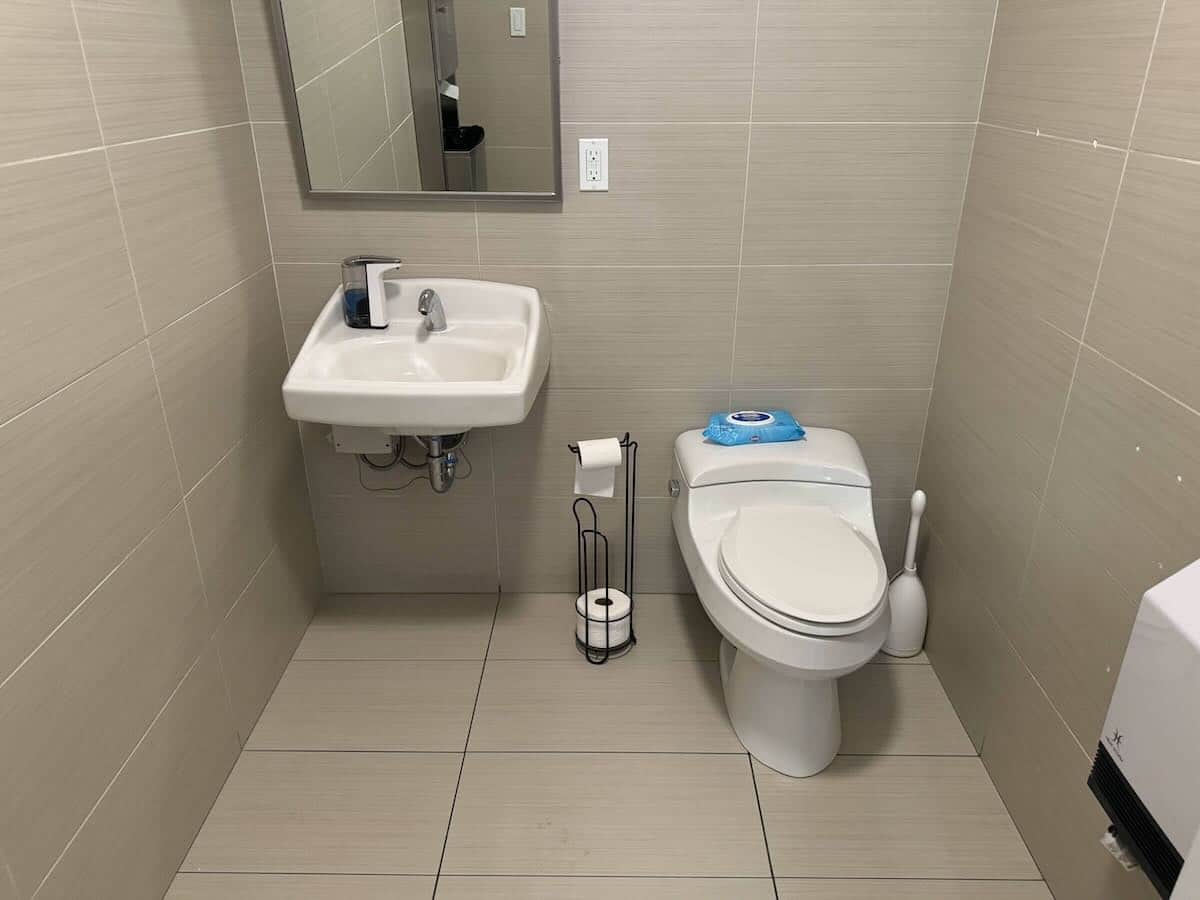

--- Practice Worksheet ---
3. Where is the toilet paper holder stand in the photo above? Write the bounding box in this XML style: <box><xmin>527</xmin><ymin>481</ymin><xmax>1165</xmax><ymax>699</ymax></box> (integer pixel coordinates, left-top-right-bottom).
<box><xmin>568</xmin><ymin>433</ymin><xmax>638</xmax><ymax>664</ymax></box>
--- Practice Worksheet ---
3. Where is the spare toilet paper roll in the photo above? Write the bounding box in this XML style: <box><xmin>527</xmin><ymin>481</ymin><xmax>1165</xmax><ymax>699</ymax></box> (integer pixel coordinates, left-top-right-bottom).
<box><xmin>576</xmin><ymin>588</ymin><xmax>633</xmax><ymax>649</ymax></box>
<box><xmin>573</xmin><ymin>437</ymin><xmax>623</xmax><ymax>497</ymax></box>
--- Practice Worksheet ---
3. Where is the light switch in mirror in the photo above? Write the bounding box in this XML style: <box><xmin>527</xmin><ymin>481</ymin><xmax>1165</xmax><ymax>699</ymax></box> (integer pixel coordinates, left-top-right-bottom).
<box><xmin>273</xmin><ymin>0</ymin><xmax>560</xmax><ymax>198</ymax></box>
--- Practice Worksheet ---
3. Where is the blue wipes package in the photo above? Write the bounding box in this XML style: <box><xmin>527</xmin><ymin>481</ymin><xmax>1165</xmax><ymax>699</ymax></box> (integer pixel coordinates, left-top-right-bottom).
<box><xmin>703</xmin><ymin>410</ymin><xmax>806</xmax><ymax>446</ymax></box>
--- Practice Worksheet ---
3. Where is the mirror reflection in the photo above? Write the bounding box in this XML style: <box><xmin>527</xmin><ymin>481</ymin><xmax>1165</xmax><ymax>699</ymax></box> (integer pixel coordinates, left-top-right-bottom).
<box><xmin>278</xmin><ymin>0</ymin><xmax>558</xmax><ymax>196</ymax></box>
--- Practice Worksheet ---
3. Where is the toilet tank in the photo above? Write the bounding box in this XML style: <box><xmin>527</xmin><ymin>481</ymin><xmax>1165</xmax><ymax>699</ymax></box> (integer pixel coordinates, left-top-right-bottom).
<box><xmin>673</xmin><ymin>428</ymin><xmax>871</xmax><ymax>489</ymax></box>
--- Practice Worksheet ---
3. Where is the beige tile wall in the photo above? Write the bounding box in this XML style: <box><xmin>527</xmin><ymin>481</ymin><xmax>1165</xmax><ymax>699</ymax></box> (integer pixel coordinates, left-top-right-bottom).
<box><xmin>0</xmin><ymin>2</ymin><xmax>320</xmax><ymax>898</ymax></box>
<box><xmin>917</xmin><ymin>0</ymin><xmax>1189</xmax><ymax>897</ymax></box>
<box><xmin>282</xmin><ymin>0</ymin><xmax>420</xmax><ymax>190</ymax></box>
<box><xmin>242</xmin><ymin>0</ymin><xmax>995</xmax><ymax>593</ymax></box>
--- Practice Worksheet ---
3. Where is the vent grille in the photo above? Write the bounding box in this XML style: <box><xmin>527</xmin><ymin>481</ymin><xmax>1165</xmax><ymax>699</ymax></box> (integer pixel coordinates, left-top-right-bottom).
<box><xmin>1088</xmin><ymin>743</ymin><xmax>1182</xmax><ymax>898</ymax></box>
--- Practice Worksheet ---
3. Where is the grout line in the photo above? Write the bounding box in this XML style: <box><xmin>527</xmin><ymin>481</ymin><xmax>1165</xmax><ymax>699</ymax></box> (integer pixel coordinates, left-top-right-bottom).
<box><xmin>727</xmin><ymin>0</ymin><xmax>763</xmax><ymax>394</ymax></box>
<box><xmin>912</xmin><ymin>0</ymin><xmax>1000</xmax><ymax>490</ymax></box>
<box><xmin>31</xmin><ymin>649</ymin><xmax>209</xmax><ymax>897</ymax></box>
<box><xmin>486</xmin><ymin>433</ymin><xmax>503</xmax><ymax>590</ymax></box>
<box><xmin>175</xmin><ymin>870</ymin><xmax>1044</xmax><ymax>882</ymax></box>
<box><xmin>271</xmin><ymin>262</ymin><xmax>954</xmax><ymax>270</ymax></box>
<box><xmin>230</xmin><ymin>5</ymin><xmax>324</xmax><ymax>596</ymax></box>
<box><xmin>0</xmin><ymin>498</ymin><xmax>191</xmax><ymax>695</ymax></box>
<box><xmin>151</xmin><ymin>262</ymin><xmax>274</xmax><ymax>336</ymax></box>
<box><xmin>976</xmin><ymin>120</ymin><xmax>1126</xmax><ymax>154</ymax></box>
<box><xmin>559</xmin><ymin>120</ymin><xmax>980</xmax><ymax>127</ymax></box>
<box><xmin>0</xmin><ymin>121</ymin><xmax>253</xmax><ymax>172</ymax></box>
<box><xmin>1012</xmin><ymin>0</ymin><xmax>1170</xmax><ymax>613</ymax></box>
<box><xmin>291</xmin><ymin>24</ymin><xmax>402</xmax><ymax>94</ymax></box>
<box><xmin>747</xmin><ymin>754</ymin><xmax>780</xmax><ymax>900</ymax></box>
<box><xmin>68</xmin><ymin>1</ymin><xmax>223</xmax><ymax>688</ymax></box>
<box><xmin>229</xmin><ymin>748</ymin><xmax>978</xmax><ymax>758</ymax></box>
<box><xmin>430</xmin><ymin>592</ymin><xmax>501</xmax><ymax>894</ymax></box>
<box><xmin>370</xmin><ymin>0</ymin><xmax>401</xmax><ymax>190</ymax></box>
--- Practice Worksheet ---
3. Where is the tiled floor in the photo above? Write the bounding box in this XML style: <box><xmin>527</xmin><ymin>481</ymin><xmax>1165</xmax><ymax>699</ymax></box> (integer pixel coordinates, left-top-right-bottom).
<box><xmin>171</xmin><ymin>593</ymin><xmax>1052</xmax><ymax>899</ymax></box>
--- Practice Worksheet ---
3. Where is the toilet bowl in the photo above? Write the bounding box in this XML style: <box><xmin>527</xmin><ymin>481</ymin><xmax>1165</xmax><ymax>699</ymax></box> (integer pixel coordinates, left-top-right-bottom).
<box><xmin>671</xmin><ymin>428</ymin><xmax>890</xmax><ymax>777</ymax></box>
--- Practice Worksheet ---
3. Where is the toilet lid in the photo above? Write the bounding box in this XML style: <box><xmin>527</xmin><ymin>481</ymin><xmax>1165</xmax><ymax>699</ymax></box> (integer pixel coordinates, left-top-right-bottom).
<box><xmin>719</xmin><ymin>505</ymin><xmax>886</xmax><ymax>626</ymax></box>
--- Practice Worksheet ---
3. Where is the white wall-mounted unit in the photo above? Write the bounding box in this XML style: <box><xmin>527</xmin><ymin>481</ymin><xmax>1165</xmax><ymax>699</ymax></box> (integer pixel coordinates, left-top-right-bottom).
<box><xmin>1090</xmin><ymin>559</ymin><xmax>1200</xmax><ymax>898</ymax></box>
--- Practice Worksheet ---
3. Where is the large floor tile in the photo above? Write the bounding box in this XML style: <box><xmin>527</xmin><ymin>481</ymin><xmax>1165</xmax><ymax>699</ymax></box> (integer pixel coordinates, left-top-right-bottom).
<box><xmin>839</xmin><ymin>663</ymin><xmax>976</xmax><ymax>756</ymax></box>
<box><xmin>181</xmin><ymin>751</ymin><xmax>460</xmax><ymax>875</ymax></box>
<box><xmin>488</xmin><ymin>593</ymin><xmax>719</xmax><ymax>661</ymax></box>
<box><xmin>247</xmin><ymin>660</ymin><xmax>482</xmax><ymax>751</ymax></box>
<box><xmin>437</xmin><ymin>877</ymin><xmax>776</xmax><ymax>899</ymax></box>
<box><xmin>777</xmin><ymin>881</ymin><xmax>1052</xmax><ymax>900</ymax></box>
<box><xmin>296</xmin><ymin>594</ymin><xmax>497</xmax><ymax>660</ymax></box>
<box><xmin>442</xmin><ymin>753</ymin><xmax>770</xmax><ymax>876</ymax></box>
<box><xmin>755</xmin><ymin>755</ymin><xmax>1039</xmax><ymax>879</ymax></box>
<box><xmin>166</xmin><ymin>873</ymin><xmax>434</xmax><ymax>899</ymax></box>
<box><xmin>469</xmin><ymin>660</ymin><xmax>740</xmax><ymax>752</ymax></box>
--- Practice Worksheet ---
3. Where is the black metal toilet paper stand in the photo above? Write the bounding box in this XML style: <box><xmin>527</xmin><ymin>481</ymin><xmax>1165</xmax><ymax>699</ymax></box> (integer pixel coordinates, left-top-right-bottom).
<box><xmin>568</xmin><ymin>433</ymin><xmax>638</xmax><ymax>664</ymax></box>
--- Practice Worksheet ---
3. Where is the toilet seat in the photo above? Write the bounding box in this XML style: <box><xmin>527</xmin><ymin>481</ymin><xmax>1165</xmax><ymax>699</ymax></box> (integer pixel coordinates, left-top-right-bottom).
<box><xmin>718</xmin><ymin>505</ymin><xmax>887</xmax><ymax>637</ymax></box>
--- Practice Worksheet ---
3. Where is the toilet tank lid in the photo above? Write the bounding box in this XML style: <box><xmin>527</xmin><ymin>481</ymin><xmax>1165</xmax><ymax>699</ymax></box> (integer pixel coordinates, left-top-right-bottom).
<box><xmin>674</xmin><ymin>428</ymin><xmax>871</xmax><ymax>489</ymax></box>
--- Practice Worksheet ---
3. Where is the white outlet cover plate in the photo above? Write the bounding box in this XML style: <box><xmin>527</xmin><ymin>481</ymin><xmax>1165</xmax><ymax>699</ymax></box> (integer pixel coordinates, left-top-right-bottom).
<box><xmin>509</xmin><ymin>7</ymin><xmax>526</xmax><ymax>36</ymax></box>
<box><xmin>578</xmin><ymin>138</ymin><xmax>608</xmax><ymax>191</ymax></box>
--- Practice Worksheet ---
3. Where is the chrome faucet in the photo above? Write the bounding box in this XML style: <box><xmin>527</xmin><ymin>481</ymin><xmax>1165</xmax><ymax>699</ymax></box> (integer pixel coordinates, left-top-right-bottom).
<box><xmin>418</xmin><ymin>288</ymin><xmax>447</xmax><ymax>332</ymax></box>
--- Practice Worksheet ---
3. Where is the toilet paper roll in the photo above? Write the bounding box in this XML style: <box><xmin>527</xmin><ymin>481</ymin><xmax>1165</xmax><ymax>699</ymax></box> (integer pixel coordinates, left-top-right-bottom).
<box><xmin>573</xmin><ymin>437</ymin><xmax>622</xmax><ymax>497</ymax></box>
<box><xmin>575</xmin><ymin>588</ymin><xmax>633</xmax><ymax>649</ymax></box>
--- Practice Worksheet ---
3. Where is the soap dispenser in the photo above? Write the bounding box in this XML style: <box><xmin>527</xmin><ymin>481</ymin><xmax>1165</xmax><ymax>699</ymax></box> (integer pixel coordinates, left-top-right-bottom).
<box><xmin>341</xmin><ymin>255</ymin><xmax>402</xmax><ymax>329</ymax></box>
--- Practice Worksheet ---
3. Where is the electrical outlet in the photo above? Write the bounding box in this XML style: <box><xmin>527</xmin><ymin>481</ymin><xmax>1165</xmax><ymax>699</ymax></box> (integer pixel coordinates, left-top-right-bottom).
<box><xmin>509</xmin><ymin>6</ymin><xmax>526</xmax><ymax>36</ymax></box>
<box><xmin>578</xmin><ymin>138</ymin><xmax>608</xmax><ymax>191</ymax></box>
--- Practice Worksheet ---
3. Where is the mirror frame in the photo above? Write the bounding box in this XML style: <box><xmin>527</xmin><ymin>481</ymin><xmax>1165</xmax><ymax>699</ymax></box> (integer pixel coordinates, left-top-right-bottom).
<box><xmin>270</xmin><ymin>0</ymin><xmax>562</xmax><ymax>201</ymax></box>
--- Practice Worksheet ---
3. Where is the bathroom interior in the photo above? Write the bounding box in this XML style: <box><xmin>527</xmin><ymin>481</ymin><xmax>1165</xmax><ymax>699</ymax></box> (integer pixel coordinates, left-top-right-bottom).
<box><xmin>3</xmin><ymin>1</ymin><xmax>1199</xmax><ymax>898</ymax></box>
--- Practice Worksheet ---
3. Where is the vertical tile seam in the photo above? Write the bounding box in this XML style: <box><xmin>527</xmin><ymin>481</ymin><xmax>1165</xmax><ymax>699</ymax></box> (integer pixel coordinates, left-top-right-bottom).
<box><xmin>369</xmin><ymin>0</ymin><xmax>401</xmax><ymax>188</ymax></box>
<box><xmin>1011</xmin><ymin>0</ymin><xmax>1170</xmax><ymax>630</ymax></box>
<box><xmin>928</xmin><ymin>1</ymin><xmax>1170</xmax><ymax>773</ymax></box>
<box><xmin>912</xmin><ymin>0</ymin><xmax>1000</xmax><ymax>487</ymax></box>
<box><xmin>228</xmin><ymin>1</ymin><xmax>321</xmax><ymax>727</ymax></box>
<box><xmin>431</xmin><ymin>592</ymin><xmax>501</xmax><ymax>891</ymax></box>
<box><xmin>727</xmin><ymin>0</ymin><xmax>764</xmax><ymax>411</ymax></box>
<box><xmin>67</xmin><ymin>1</ymin><xmax>223</xmax><ymax>642</ymax></box>
<box><xmin>747</xmin><ymin>756</ymin><xmax>780</xmax><ymax>899</ymax></box>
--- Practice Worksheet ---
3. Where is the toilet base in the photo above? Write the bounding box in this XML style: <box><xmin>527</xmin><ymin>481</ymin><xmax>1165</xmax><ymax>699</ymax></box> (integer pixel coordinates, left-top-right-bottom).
<box><xmin>720</xmin><ymin>638</ymin><xmax>840</xmax><ymax>777</ymax></box>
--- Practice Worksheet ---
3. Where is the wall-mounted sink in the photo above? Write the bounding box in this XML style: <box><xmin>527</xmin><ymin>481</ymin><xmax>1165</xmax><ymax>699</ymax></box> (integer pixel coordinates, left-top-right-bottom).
<box><xmin>282</xmin><ymin>278</ymin><xmax>550</xmax><ymax>435</ymax></box>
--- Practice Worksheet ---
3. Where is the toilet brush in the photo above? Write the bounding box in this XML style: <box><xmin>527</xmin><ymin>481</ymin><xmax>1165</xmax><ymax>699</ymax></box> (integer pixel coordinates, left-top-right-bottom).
<box><xmin>882</xmin><ymin>490</ymin><xmax>927</xmax><ymax>658</ymax></box>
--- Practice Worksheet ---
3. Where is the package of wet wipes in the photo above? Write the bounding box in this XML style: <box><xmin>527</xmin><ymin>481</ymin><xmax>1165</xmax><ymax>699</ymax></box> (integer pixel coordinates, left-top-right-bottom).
<box><xmin>703</xmin><ymin>410</ymin><xmax>806</xmax><ymax>446</ymax></box>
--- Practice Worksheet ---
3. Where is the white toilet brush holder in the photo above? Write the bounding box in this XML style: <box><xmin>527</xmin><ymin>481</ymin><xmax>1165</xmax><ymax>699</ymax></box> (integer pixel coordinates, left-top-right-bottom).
<box><xmin>883</xmin><ymin>490</ymin><xmax>928</xmax><ymax>658</ymax></box>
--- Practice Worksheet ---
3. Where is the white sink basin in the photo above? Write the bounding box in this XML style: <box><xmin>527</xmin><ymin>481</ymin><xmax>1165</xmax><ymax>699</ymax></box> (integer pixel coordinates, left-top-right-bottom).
<box><xmin>282</xmin><ymin>278</ymin><xmax>550</xmax><ymax>434</ymax></box>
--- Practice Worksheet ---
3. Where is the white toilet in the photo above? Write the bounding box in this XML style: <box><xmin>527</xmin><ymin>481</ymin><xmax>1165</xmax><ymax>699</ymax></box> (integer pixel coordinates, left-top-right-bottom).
<box><xmin>671</xmin><ymin>428</ymin><xmax>890</xmax><ymax>777</ymax></box>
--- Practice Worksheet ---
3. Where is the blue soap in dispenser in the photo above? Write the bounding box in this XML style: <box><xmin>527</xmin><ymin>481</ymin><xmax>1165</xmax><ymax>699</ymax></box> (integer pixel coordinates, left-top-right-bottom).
<box><xmin>341</xmin><ymin>255</ymin><xmax>402</xmax><ymax>328</ymax></box>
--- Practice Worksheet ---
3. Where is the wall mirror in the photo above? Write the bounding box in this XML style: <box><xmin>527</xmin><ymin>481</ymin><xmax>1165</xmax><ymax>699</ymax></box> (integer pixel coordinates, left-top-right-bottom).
<box><xmin>273</xmin><ymin>0</ymin><xmax>560</xmax><ymax>198</ymax></box>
